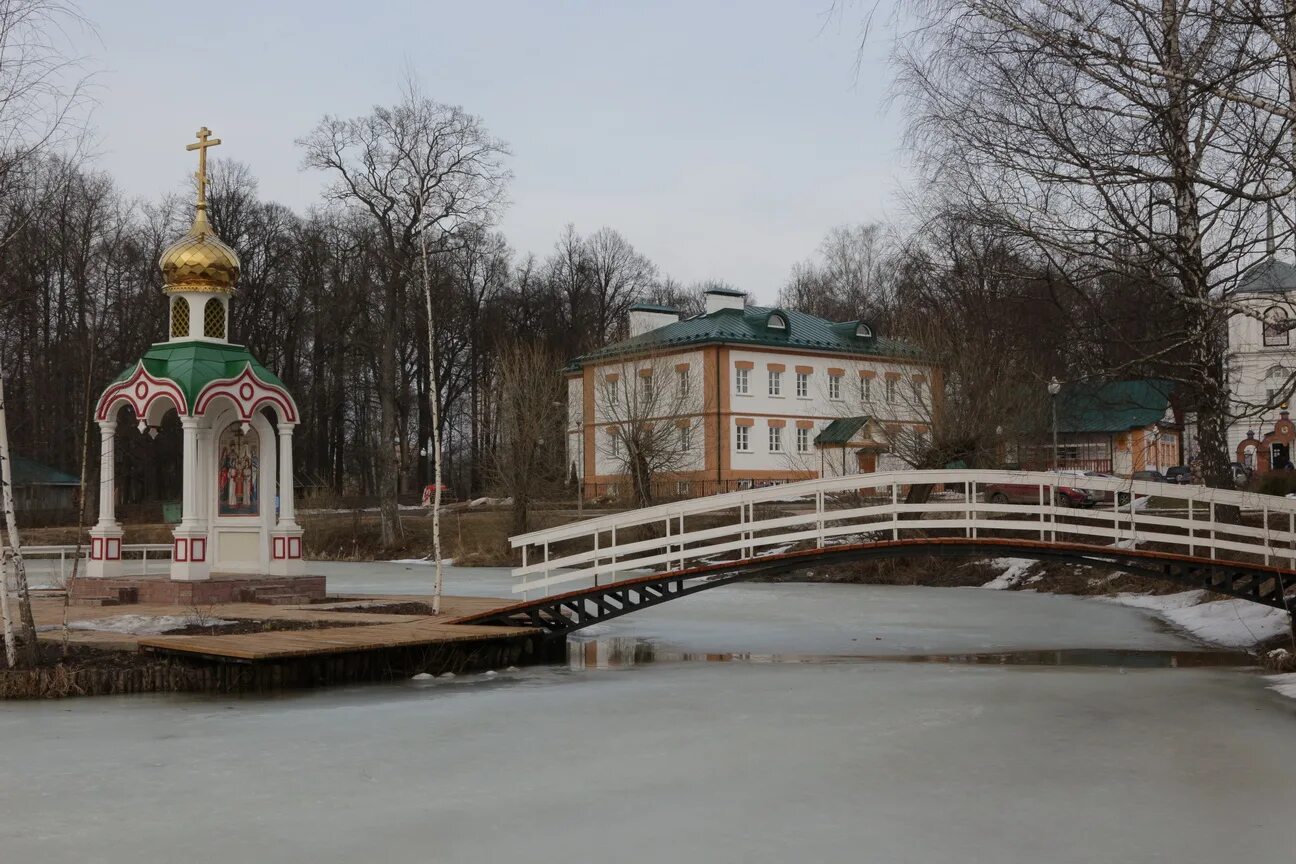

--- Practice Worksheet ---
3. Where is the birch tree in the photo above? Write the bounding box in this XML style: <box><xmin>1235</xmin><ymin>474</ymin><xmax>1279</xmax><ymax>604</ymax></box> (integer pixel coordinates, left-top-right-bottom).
<box><xmin>299</xmin><ymin>83</ymin><xmax>510</xmax><ymax>546</ymax></box>
<box><xmin>896</xmin><ymin>0</ymin><xmax>1294</xmax><ymax>487</ymax></box>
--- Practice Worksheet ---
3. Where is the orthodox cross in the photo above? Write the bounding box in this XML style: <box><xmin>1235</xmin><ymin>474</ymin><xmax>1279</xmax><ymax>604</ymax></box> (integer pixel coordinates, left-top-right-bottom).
<box><xmin>186</xmin><ymin>126</ymin><xmax>221</xmax><ymax>207</ymax></box>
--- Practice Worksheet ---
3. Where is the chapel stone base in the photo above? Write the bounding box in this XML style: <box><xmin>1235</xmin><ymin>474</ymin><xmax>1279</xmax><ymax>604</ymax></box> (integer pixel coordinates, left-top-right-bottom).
<box><xmin>68</xmin><ymin>574</ymin><xmax>326</xmax><ymax>607</ymax></box>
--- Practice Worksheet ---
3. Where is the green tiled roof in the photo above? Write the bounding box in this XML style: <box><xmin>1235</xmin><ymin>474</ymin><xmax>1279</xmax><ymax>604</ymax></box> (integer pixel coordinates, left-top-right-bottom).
<box><xmin>815</xmin><ymin>415</ymin><xmax>870</xmax><ymax>446</ymax></box>
<box><xmin>110</xmin><ymin>340</ymin><xmax>286</xmax><ymax>412</ymax></box>
<box><xmin>7</xmin><ymin>455</ymin><xmax>79</xmax><ymax>487</ymax></box>
<box><xmin>570</xmin><ymin>306</ymin><xmax>920</xmax><ymax>368</ymax></box>
<box><xmin>1057</xmin><ymin>379</ymin><xmax>1174</xmax><ymax>433</ymax></box>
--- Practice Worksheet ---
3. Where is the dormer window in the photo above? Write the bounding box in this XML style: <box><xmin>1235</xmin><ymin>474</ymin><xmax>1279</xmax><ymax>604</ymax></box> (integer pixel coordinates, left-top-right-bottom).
<box><xmin>767</xmin><ymin>312</ymin><xmax>788</xmax><ymax>331</ymax></box>
<box><xmin>855</xmin><ymin>322</ymin><xmax>873</xmax><ymax>338</ymax></box>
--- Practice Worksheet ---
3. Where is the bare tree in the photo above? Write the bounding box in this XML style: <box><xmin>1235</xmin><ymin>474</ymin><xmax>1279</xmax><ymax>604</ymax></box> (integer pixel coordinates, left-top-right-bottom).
<box><xmin>592</xmin><ymin>354</ymin><xmax>708</xmax><ymax>505</ymax></box>
<box><xmin>299</xmin><ymin>82</ymin><xmax>510</xmax><ymax>546</ymax></box>
<box><xmin>896</xmin><ymin>0</ymin><xmax>1294</xmax><ymax>488</ymax></box>
<box><xmin>491</xmin><ymin>342</ymin><xmax>566</xmax><ymax>534</ymax></box>
<box><xmin>778</xmin><ymin>223</ymin><xmax>895</xmax><ymax>324</ymax></box>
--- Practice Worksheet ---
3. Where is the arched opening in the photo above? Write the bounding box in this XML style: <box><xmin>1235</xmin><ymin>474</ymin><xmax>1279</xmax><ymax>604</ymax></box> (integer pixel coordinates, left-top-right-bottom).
<box><xmin>170</xmin><ymin>296</ymin><xmax>190</xmax><ymax>339</ymax></box>
<box><xmin>1264</xmin><ymin>305</ymin><xmax>1290</xmax><ymax>347</ymax></box>
<box><xmin>203</xmin><ymin>297</ymin><xmax>226</xmax><ymax>339</ymax></box>
<box><xmin>105</xmin><ymin>403</ymin><xmax>183</xmax><ymax>522</ymax></box>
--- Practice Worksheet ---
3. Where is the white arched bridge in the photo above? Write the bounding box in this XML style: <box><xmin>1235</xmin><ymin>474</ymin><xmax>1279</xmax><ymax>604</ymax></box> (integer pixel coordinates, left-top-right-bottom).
<box><xmin>459</xmin><ymin>470</ymin><xmax>1296</xmax><ymax>636</ymax></box>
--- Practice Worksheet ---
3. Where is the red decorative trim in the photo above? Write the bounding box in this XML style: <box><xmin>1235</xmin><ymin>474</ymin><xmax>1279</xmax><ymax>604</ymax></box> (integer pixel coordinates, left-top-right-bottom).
<box><xmin>194</xmin><ymin>364</ymin><xmax>298</xmax><ymax>423</ymax></box>
<box><xmin>191</xmin><ymin>538</ymin><xmax>206</xmax><ymax>562</ymax></box>
<box><xmin>95</xmin><ymin>363</ymin><xmax>189</xmax><ymax>421</ymax></box>
<box><xmin>106</xmin><ymin>538</ymin><xmax>121</xmax><ymax>561</ymax></box>
<box><xmin>91</xmin><ymin>538</ymin><xmax>103</xmax><ymax>560</ymax></box>
<box><xmin>273</xmin><ymin>537</ymin><xmax>285</xmax><ymax>560</ymax></box>
<box><xmin>175</xmin><ymin>538</ymin><xmax>188</xmax><ymax>563</ymax></box>
<box><xmin>288</xmin><ymin>537</ymin><xmax>301</xmax><ymax>559</ymax></box>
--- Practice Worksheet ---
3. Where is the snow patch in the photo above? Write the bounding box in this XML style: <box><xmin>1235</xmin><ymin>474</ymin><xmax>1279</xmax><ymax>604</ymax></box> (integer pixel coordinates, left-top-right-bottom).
<box><xmin>66</xmin><ymin>615</ymin><xmax>233</xmax><ymax>635</ymax></box>
<box><xmin>1100</xmin><ymin>590</ymin><xmax>1206</xmax><ymax>612</ymax></box>
<box><xmin>1265</xmin><ymin>673</ymin><xmax>1296</xmax><ymax>700</ymax></box>
<box><xmin>1160</xmin><ymin>601</ymin><xmax>1291</xmax><ymax>648</ymax></box>
<box><xmin>981</xmin><ymin>558</ymin><xmax>1039</xmax><ymax>590</ymax></box>
<box><xmin>386</xmin><ymin>557</ymin><xmax>456</xmax><ymax>566</ymax></box>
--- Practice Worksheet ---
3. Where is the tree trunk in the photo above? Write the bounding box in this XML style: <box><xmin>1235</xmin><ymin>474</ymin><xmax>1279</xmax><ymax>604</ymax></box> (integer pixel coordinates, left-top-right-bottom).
<box><xmin>378</xmin><ymin>274</ymin><xmax>404</xmax><ymax>547</ymax></box>
<box><xmin>0</xmin><ymin>372</ymin><xmax>38</xmax><ymax>667</ymax></box>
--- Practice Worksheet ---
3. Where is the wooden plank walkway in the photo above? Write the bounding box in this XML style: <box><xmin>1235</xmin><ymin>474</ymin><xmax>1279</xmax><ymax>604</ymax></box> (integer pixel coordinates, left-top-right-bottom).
<box><xmin>137</xmin><ymin>619</ymin><xmax>537</xmax><ymax>662</ymax></box>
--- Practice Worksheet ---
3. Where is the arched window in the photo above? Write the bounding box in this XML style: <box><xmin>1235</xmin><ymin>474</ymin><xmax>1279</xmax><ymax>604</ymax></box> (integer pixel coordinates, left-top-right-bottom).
<box><xmin>203</xmin><ymin>298</ymin><xmax>226</xmax><ymax>339</ymax></box>
<box><xmin>170</xmin><ymin>297</ymin><xmax>190</xmax><ymax>338</ymax></box>
<box><xmin>767</xmin><ymin>312</ymin><xmax>787</xmax><ymax>331</ymax></box>
<box><xmin>855</xmin><ymin>322</ymin><xmax>873</xmax><ymax>338</ymax></box>
<box><xmin>1263</xmin><ymin>305</ymin><xmax>1289</xmax><ymax>347</ymax></box>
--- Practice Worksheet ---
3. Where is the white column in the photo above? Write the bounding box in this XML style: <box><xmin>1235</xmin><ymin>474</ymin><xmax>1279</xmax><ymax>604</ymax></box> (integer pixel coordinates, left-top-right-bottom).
<box><xmin>194</xmin><ymin>425</ymin><xmax>210</xmax><ymax>527</ymax></box>
<box><xmin>180</xmin><ymin>416</ymin><xmax>200</xmax><ymax>528</ymax></box>
<box><xmin>95</xmin><ymin>420</ymin><xmax>117</xmax><ymax>528</ymax></box>
<box><xmin>278</xmin><ymin>424</ymin><xmax>297</xmax><ymax>528</ymax></box>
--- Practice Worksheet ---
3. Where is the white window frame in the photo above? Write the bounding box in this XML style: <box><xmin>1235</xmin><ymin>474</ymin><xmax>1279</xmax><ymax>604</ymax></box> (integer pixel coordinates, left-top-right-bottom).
<box><xmin>796</xmin><ymin>427</ymin><xmax>810</xmax><ymax>454</ymax></box>
<box><xmin>678</xmin><ymin>424</ymin><xmax>691</xmax><ymax>451</ymax></box>
<box><xmin>736</xmin><ymin>367</ymin><xmax>749</xmax><ymax>395</ymax></box>
<box><xmin>676</xmin><ymin>369</ymin><xmax>689</xmax><ymax>397</ymax></box>
<box><xmin>736</xmin><ymin>425</ymin><xmax>751</xmax><ymax>452</ymax></box>
<box><xmin>768</xmin><ymin>425</ymin><xmax>783</xmax><ymax>452</ymax></box>
<box><xmin>828</xmin><ymin>374</ymin><xmax>842</xmax><ymax>401</ymax></box>
<box><xmin>860</xmin><ymin>376</ymin><xmax>871</xmax><ymax>401</ymax></box>
<box><xmin>796</xmin><ymin>372</ymin><xmax>808</xmax><ymax>398</ymax></box>
<box><xmin>886</xmin><ymin>378</ymin><xmax>897</xmax><ymax>403</ymax></box>
<box><xmin>769</xmin><ymin>369</ymin><xmax>782</xmax><ymax>397</ymax></box>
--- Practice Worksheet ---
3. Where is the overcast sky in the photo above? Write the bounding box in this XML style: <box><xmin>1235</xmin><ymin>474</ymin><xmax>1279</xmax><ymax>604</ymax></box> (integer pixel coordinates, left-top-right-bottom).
<box><xmin>76</xmin><ymin>1</ymin><xmax>907</xmax><ymax>303</ymax></box>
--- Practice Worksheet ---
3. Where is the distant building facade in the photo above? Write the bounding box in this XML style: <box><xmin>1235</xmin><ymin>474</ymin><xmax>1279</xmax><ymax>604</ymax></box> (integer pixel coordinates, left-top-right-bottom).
<box><xmin>1225</xmin><ymin>258</ymin><xmax>1296</xmax><ymax>474</ymax></box>
<box><xmin>564</xmin><ymin>289</ymin><xmax>939</xmax><ymax>500</ymax></box>
<box><xmin>8</xmin><ymin>455</ymin><xmax>79</xmax><ymax>512</ymax></box>
<box><xmin>1022</xmin><ymin>379</ymin><xmax>1182</xmax><ymax>475</ymax></box>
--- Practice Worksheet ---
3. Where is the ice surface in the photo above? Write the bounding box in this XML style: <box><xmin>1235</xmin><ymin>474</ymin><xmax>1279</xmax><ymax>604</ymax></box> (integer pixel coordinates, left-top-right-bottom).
<box><xmin>5</xmin><ymin>562</ymin><xmax>1295</xmax><ymax>864</ymax></box>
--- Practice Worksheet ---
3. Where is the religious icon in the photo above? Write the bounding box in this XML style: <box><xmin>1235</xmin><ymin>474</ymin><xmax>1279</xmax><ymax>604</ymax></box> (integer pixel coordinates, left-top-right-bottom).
<box><xmin>217</xmin><ymin>423</ymin><xmax>260</xmax><ymax>516</ymax></box>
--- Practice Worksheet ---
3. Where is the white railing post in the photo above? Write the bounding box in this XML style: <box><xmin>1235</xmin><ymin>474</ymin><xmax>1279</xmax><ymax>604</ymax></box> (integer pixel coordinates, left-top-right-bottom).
<box><xmin>965</xmin><ymin>481</ymin><xmax>972</xmax><ymax>538</ymax></box>
<box><xmin>610</xmin><ymin>526</ymin><xmax>617</xmax><ymax>583</ymax></box>
<box><xmin>816</xmin><ymin>491</ymin><xmax>824</xmax><ymax>549</ymax></box>
<box><xmin>891</xmin><ymin>482</ymin><xmax>899</xmax><ymax>541</ymax></box>
<box><xmin>1263</xmin><ymin>502</ymin><xmax>1271</xmax><ymax>566</ymax></box>
<box><xmin>1039</xmin><ymin>484</ymin><xmax>1046</xmax><ymax>541</ymax></box>
<box><xmin>664</xmin><ymin>517</ymin><xmax>671</xmax><ymax>570</ymax></box>
<box><xmin>1187</xmin><ymin>498</ymin><xmax>1194</xmax><ymax>557</ymax></box>
<box><xmin>1209</xmin><ymin>502</ymin><xmax>1216</xmax><ymax>560</ymax></box>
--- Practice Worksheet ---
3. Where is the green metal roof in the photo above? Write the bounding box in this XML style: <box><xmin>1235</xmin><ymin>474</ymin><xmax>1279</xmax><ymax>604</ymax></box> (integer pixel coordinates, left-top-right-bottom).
<box><xmin>7</xmin><ymin>455</ymin><xmax>79</xmax><ymax>487</ymax></box>
<box><xmin>110</xmin><ymin>340</ymin><xmax>287</xmax><ymax>412</ymax></box>
<box><xmin>1057</xmin><ymin>379</ymin><xmax>1174</xmax><ymax>434</ymax></box>
<box><xmin>1236</xmin><ymin>257</ymin><xmax>1296</xmax><ymax>296</ymax></box>
<box><xmin>815</xmin><ymin>415</ymin><xmax>871</xmax><ymax>446</ymax></box>
<box><xmin>571</xmin><ymin>306</ymin><xmax>920</xmax><ymax>368</ymax></box>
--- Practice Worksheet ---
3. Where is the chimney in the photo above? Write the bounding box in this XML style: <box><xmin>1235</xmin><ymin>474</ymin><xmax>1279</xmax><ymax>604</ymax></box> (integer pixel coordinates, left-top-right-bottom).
<box><xmin>628</xmin><ymin>304</ymin><xmax>680</xmax><ymax>337</ymax></box>
<box><xmin>704</xmin><ymin>288</ymin><xmax>746</xmax><ymax>315</ymax></box>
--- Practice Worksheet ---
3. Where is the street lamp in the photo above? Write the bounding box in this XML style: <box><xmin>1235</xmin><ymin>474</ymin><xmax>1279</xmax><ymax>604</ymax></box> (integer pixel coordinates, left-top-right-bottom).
<box><xmin>1047</xmin><ymin>377</ymin><xmax>1062</xmax><ymax>471</ymax></box>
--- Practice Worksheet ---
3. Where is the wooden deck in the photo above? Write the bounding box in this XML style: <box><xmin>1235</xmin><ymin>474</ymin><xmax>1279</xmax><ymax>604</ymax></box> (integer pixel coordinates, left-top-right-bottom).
<box><xmin>32</xmin><ymin>594</ymin><xmax>536</xmax><ymax>662</ymax></box>
<box><xmin>137</xmin><ymin>619</ymin><xmax>537</xmax><ymax>662</ymax></box>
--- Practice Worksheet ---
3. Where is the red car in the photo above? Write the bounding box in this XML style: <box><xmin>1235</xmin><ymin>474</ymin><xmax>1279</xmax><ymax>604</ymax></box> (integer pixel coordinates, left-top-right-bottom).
<box><xmin>984</xmin><ymin>481</ymin><xmax>1095</xmax><ymax>508</ymax></box>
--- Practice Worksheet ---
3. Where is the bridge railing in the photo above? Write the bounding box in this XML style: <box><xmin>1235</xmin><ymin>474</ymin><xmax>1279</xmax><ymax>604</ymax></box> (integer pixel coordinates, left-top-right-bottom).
<box><xmin>509</xmin><ymin>469</ymin><xmax>1296</xmax><ymax>596</ymax></box>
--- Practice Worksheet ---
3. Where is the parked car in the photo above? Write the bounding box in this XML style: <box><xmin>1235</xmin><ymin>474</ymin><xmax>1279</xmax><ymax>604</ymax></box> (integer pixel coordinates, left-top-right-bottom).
<box><xmin>1164</xmin><ymin>466</ymin><xmax>1193</xmax><ymax>484</ymax></box>
<box><xmin>1131</xmin><ymin>469</ymin><xmax>1168</xmax><ymax>484</ymax></box>
<box><xmin>984</xmin><ymin>480</ymin><xmax>1095</xmax><ymax>508</ymax></box>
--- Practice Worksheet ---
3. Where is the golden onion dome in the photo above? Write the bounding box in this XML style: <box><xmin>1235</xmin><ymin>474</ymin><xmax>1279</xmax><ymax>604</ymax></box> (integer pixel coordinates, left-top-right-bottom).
<box><xmin>159</xmin><ymin>204</ymin><xmax>239</xmax><ymax>294</ymax></box>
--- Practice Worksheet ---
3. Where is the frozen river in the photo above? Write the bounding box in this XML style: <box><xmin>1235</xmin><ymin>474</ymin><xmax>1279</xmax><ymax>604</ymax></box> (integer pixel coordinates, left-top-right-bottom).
<box><xmin>3</xmin><ymin>561</ymin><xmax>1295</xmax><ymax>863</ymax></box>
